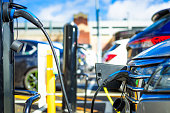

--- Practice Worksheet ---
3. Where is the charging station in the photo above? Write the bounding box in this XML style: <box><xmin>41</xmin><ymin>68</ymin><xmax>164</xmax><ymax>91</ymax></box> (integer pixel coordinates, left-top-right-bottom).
<box><xmin>0</xmin><ymin>1</ymin><xmax>78</xmax><ymax>112</ymax></box>
<box><xmin>62</xmin><ymin>23</ymin><xmax>78</xmax><ymax>112</ymax></box>
<box><xmin>0</xmin><ymin>0</ymin><xmax>15</xmax><ymax>113</ymax></box>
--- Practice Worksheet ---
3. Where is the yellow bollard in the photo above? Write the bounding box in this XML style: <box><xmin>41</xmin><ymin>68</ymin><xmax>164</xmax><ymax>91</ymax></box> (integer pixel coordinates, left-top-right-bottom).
<box><xmin>46</xmin><ymin>50</ymin><xmax>56</xmax><ymax>113</ymax></box>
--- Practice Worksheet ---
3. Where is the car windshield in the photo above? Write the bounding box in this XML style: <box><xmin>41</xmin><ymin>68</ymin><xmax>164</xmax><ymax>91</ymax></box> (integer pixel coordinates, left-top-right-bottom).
<box><xmin>147</xmin><ymin>58</ymin><xmax>170</xmax><ymax>90</ymax></box>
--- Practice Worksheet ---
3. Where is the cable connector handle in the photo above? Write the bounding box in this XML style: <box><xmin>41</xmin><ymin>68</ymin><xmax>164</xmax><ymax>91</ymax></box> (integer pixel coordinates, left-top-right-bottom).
<box><xmin>10</xmin><ymin>3</ymin><xmax>27</xmax><ymax>9</ymax></box>
<box><xmin>2</xmin><ymin>2</ymin><xmax>27</xmax><ymax>22</ymax></box>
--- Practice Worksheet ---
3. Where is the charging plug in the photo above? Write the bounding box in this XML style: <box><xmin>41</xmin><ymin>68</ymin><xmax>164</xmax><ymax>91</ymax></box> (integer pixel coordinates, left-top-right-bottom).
<box><xmin>2</xmin><ymin>2</ymin><xmax>43</xmax><ymax>28</ymax></box>
<box><xmin>103</xmin><ymin>70</ymin><xmax>130</xmax><ymax>85</ymax></box>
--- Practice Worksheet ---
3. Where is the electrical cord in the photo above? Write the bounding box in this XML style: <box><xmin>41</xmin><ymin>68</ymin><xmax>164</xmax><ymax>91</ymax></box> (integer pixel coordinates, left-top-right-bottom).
<box><xmin>91</xmin><ymin>83</ymin><xmax>105</xmax><ymax>113</ymax></box>
<box><xmin>103</xmin><ymin>87</ymin><xmax>120</xmax><ymax>113</ymax></box>
<box><xmin>103</xmin><ymin>87</ymin><xmax>113</xmax><ymax>105</ymax></box>
<box><xmin>104</xmin><ymin>80</ymin><xmax>126</xmax><ymax>113</ymax></box>
<box><xmin>91</xmin><ymin>70</ymin><xmax>130</xmax><ymax>113</ymax></box>
<box><xmin>76</xmin><ymin>73</ymin><xmax>88</xmax><ymax>113</ymax></box>
<box><xmin>40</xmin><ymin>27</ymin><xmax>72</xmax><ymax>113</ymax></box>
<box><xmin>4</xmin><ymin>3</ymin><xmax>72</xmax><ymax>112</ymax></box>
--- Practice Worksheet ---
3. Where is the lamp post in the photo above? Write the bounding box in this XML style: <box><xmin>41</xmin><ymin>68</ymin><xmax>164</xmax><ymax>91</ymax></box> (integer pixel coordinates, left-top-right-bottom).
<box><xmin>96</xmin><ymin>0</ymin><xmax>102</xmax><ymax>63</ymax></box>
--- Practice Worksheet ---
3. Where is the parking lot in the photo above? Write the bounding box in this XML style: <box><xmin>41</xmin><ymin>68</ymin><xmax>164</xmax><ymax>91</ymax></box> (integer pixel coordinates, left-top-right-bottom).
<box><xmin>0</xmin><ymin>1</ymin><xmax>170</xmax><ymax>113</ymax></box>
<box><xmin>15</xmin><ymin>73</ymin><xmax>122</xmax><ymax>113</ymax></box>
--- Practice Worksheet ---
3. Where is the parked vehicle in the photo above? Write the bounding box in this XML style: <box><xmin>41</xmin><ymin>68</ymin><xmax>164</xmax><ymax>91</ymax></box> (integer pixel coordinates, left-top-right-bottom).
<box><xmin>127</xmin><ymin>8</ymin><xmax>170</xmax><ymax>60</ymax></box>
<box><xmin>103</xmin><ymin>39</ymin><xmax>129</xmax><ymax>65</ymax></box>
<box><xmin>15</xmin><ymin>40</ymin><xmax>63</xmax><ymax>91</ymax></box>
<box><xmin>77</xmin><ymin>44</ymin><xmax>97</xmax><ymax>74</ymax></box>
<box><xmin>77</xmin><ymin>47</ymin><xmax>87</xmax><ymax>74</ymax></box>
<box><xmin>124</xmin><ymin>40</ymin><xmax>170</xmax><ymax>113</ymax></box>
<box><xmin>95</xmin><ymin>40</ymin><xmax>170</xmax><ymax>112</ymax></box>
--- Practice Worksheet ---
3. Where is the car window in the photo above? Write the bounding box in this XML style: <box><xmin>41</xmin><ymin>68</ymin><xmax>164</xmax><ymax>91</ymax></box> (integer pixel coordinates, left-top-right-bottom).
<box><xmin>22</xmin><ymin>43</ymin><xmax>37</xmax><ymax>55</ymax></box>
<box><xmin>108</xmin><ymin>43</ymin><xmax>120</xmax><ymax>51</ymax></box>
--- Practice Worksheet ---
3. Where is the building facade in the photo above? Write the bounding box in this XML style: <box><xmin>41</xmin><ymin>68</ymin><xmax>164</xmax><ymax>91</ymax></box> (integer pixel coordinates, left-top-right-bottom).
<box><xmin>14</xmin><ymin>19</ymin><xmax>152</xmax><ymax>52</ymax></box>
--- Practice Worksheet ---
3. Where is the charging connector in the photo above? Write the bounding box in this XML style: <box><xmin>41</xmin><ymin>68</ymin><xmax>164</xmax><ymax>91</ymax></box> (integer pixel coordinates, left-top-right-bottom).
<box><xmin>2</xmin><ymin>2</ymin><xmax>73</xmax><ymax>113</ymax></box>
<box><xmin>91</xmin><ymin>70</ymin><xmax>130</xmax><ymax>113</ymax></box>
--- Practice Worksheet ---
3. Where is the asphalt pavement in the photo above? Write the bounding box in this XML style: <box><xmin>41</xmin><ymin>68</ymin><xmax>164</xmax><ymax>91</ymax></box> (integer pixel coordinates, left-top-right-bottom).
<box><xmin>15</xmin><ymin>72</ymin><xmax>122</xmax><ymax>113</ymax></box>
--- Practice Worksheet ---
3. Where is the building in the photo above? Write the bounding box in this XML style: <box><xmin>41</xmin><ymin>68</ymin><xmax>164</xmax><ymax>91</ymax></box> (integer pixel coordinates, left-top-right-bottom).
<box><xmin>14</xmin><ymin>17</ymin><xmax>152</xmax><ymax>52</ymax></box>
<box><xmin>74</xmin><ymin>12</ymin><xmax>90</xmax><ymax>44</ymax></box>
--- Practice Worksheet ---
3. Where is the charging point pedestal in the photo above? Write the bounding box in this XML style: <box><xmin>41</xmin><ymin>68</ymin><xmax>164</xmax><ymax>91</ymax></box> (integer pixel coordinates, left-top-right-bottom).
<box><xmin>62</xmin><ymin>23</ymin><xmax>78</xmax><ymax>112</ymax></box>
<box><xmin>0</xmin><ymin>0</ymin><xmax>14</xmax><ymax>113</ymax></box>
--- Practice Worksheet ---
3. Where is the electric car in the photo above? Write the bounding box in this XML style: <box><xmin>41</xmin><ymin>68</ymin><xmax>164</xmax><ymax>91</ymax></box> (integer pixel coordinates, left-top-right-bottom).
<box><xmin>127</xmin><ymin>8</ymin><xmax>170</xmax><ymax>60</ymax></box>
<box><xmin>103</xmin><ymin>39</ymin><xmax>129</xmax><ymax>65</ymax></box>
<box><xmin>15</xmin><ymin>40</ymin><xmax>63</xmax><ymax>91</ymax></box>
<box><xmin>123</xmin><ymin>40</ymin><xmax>170</xmax><ymax>113</ymax></box>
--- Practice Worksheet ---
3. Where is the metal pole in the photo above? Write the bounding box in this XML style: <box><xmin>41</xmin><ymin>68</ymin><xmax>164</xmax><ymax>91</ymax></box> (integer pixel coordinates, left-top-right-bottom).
<box><xmin>0</xmin><ymin>0</ymin><xmax>14</xmax><ymax>113</ymax></box>
<box><xmin>96</xmin><ymin>0</ymin><xmax>102</xmax><ymax>63</ymax></box>
<box><xmin>84</xmin><ymin>74</ymin><xmax>88</xmax><ymax>113</ymax></box>
<box><xmin>62</xmin><ymin>23</ymin><xmax>78</xmax><ymax>112</ymax></box>
<box><xmin>76</xmin><ymin>73</ymin><xmax>88</xmax><ymax>113</ymax></box>
<box><xmin>0</xmin><ymin>1</ymin><xmax>4</xmax><ymax>112</ymax></box>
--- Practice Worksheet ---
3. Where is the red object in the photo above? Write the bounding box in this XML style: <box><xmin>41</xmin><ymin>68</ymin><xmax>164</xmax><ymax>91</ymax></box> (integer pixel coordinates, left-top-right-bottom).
<box><xmin>129</xmin><ymin>37</ymin><xmax>152</xmax><ymax>44</ymax></box>
<box><xmin>105</xmin><ymin>54</ymin><xmax>117</xmax><ymax>62</ymax></box>
<box><xmin>130</xmin><ymin>36</ymin><xmax>170</xmax><ymax>45</ymax></box>
<box><xmin>129</xmin><ymin>36</ymin><xmax>170</xmax><ymax>48</ymax></box>
<box><xmin>151</xmin><ymin>36</ymin><xmax>170</xmax><ymax>45</ymax></box>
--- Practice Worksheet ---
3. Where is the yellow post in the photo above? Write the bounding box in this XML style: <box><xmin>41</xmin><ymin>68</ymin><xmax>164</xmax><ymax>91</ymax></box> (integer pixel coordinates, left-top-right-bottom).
<box><xmin>46</xmin><ymin>50</ymin><xmax>56</xmax><ymax>113</ymax></box>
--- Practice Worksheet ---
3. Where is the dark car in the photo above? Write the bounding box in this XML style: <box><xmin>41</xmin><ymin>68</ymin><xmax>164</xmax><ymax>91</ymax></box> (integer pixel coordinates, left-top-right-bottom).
<box><xmin>127</xmin><ymin>8</ymin><xmax>170</xmax><ymax>60</ymax></box>
<box><xmin>15</xmin><ymin>40</ymin><xmax>63</xmax><ymax>91</ymax></box>
<box><xmin>124</xmin><ymin>40</ymin><xmax>170</xmax><ymax>113</ymax></box>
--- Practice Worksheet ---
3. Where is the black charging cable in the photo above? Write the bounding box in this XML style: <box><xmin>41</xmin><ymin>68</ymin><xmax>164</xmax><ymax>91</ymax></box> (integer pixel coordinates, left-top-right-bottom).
<box><xmin>40</xmin><ymin>27</ymin><xmax>72</xmax><ymax>113</ymax></box>
<box><xmin>91</xmin><ymin>70</ymin><xmax>130</xmax><ymax>113</ymax></box>
<box><xmin>3</xmin><ymin>2</ymin><xmax>73</xmax><ymax>113</ymax></box>
<box><xmin>91</xmin><ymin>82</ymin><xmax>105</xmax><ymax>113</ymax></box>
<box><xmin>77</xmin><ymin>73</ymin><xmax>89</xmax><ymax>113</ymax></box>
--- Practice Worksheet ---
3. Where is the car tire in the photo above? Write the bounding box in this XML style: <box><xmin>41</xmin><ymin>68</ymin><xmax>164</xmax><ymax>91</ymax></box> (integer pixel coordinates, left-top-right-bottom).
<box><xmin>24</xmin><ymin>68</ymin><xmax>38</xmax><ymax>91</ymax></box>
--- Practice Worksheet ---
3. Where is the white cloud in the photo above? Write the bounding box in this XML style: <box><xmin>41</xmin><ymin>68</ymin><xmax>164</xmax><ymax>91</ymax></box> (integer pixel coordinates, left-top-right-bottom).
<box><xmin>107</xmin><ymin>0</ymin><xmax>170</xmax><ymax>21</ymax></box>
<box><xmin>38</xmin><ymin>4</ymin><xmax>63</xmax><ymax>20</ymax></box>
<box><xmin>37</xmin><ymin>0</ymin><xmax>170</xmax><ymax>22</ymax></box>
<box><xmin>38</xmin><ymin>0</ymin><xmax>95</xmax><ymax>22</ymax></box>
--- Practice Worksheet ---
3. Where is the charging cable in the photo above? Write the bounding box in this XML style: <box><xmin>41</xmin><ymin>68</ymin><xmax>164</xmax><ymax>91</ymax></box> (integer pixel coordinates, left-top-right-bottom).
<box><xmin>40</xmin><ymin>27</ymin><xmax>72</xmax><ymax>113</ymax></box>
<box><xmin>3</xmin><ymin>3</ymin><xmax>73</xmax><ymax>113</ymax></box>
<box><xmin>103</xmin><ymin>87</ymin><xmax>120</xmax><ymax>113</ymax></box>
<box><xmin>103</xmin><ymin>87</ymin><xmax>113</xmax><ymax>105</ymax></box>
<box><xmin>91</xmin><ymin>70</ymin><xmax>130</xmax><ymax>113</ymax></box>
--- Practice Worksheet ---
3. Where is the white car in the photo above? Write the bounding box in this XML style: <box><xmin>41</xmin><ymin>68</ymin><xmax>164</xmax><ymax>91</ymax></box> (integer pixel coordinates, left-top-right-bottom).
<box><xmin>103</xmin><ymin>39</ymin><xmax>129</xmax><ymax>65</ymax></box>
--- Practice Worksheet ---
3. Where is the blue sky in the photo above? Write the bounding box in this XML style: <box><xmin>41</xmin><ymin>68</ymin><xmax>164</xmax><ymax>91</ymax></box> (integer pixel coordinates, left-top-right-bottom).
<box><xmin>14</xmin><ymin>0</ymin><xmax>170</xmax><ymax>23</ymax></box>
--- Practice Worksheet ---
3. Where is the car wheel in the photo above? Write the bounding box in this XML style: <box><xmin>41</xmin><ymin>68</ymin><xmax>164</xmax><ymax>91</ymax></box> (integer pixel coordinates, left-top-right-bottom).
<box><xmin>24</xmin><ymin>68</ymin><xmax>38</xmax><ymax>91</ymax></box>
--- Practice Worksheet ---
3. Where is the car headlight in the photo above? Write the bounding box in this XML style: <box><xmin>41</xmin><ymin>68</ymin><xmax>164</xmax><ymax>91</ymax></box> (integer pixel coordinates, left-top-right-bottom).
<box><xmin>146</xmin><ymin>59</ymin><xmax>170</xmax><ymax>90</ymax></box>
